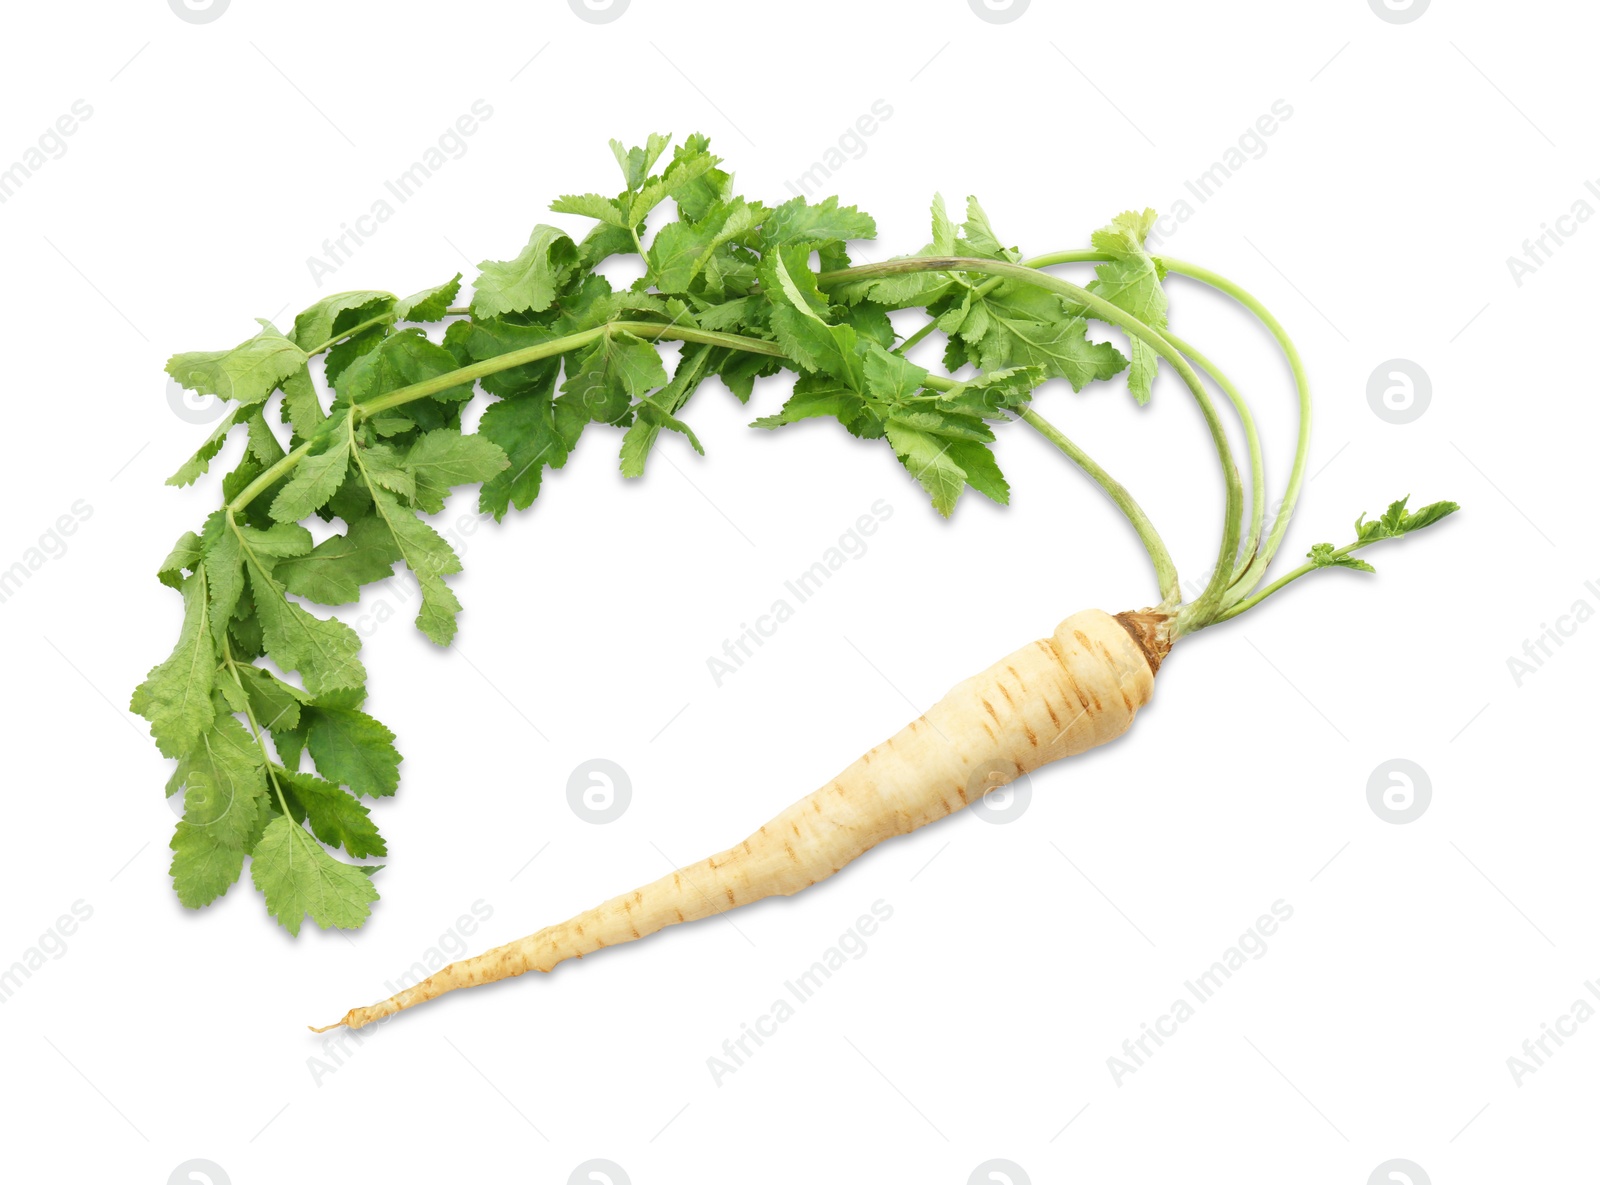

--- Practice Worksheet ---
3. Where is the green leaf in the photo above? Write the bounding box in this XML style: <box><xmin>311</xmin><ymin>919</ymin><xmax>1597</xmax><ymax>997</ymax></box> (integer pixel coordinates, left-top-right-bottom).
<box><xmin>477</xmin><ymin>385</ymin><xmax>571</xmax><ymax>520</ymax></box>
<box><xmin>280</xmin><ymin>367</ymin><xmax>326</xmax><ymax>438</ymax></box>
<box><xmin>1355</xmin><ymin>496</ymin><xmax>1461</xmax><ymax>542</ymax></box>
<box><xmin>235</xmin><ymin>522</ymin><xmax>313</xmax><ymax>559</ymax></box>
<box><xmin>250</xmin><ymin>814</ymin><xmax>379</xmax><ymax>936</ymax></box>
<box><xmin>885</xmin><ymin>420</ymin><xmax>967</xmax><ymax>517</ymax></box>
<box><xmin>760</xmin><ymin>194</ymin><xmax>877</xmax><ymax>249</ymax></box>
<box><xmin>650</xmin><ymin>198</ymin><xmax>755</xmax><ymax>293</ymax></box>
<box><xmin>304</xmin><ymin>705</ymin><xmax>402</xmax><ymax>798</ymax></box>
<box><xmin>167</xmin><ymin>321</ymin><xmax>309</xmax><ymax>408</ymax></box>
<box><xmin>960</xmin><ymin>196</ymin><xmax>1020</xmax><ymax>262</ymax></box>
<box><xmin>269</xmin><ymin>433</ymin><xmax>352</xmax><ymax>522</ymax></box>
<box><xmin>291</xmin><ymin>292</ymin><xmax>394</xmax><ymax>351</ymax></box>
<box><xmin>354</xmin><ymin>442</ymin><xmax>416</xmax><ymax>500</ymax></box>
<box><xmin>1087</xmin><ymin>209</ymin><xmax>1167</xmax><ymax>404</ymax></box>
<box><xmin>169</xmin><ymin>824</ymin><xmax>246</xmax><ymax>909</ymax></box>
<box><xmin>610</xmin><ymin>132</ymin><xmax>673</xmax><ymax>191</ymax></box>
<box><xmin>245</xmin><ymin>558</ymin><xmax>366</xmax><ymax>697</ymax></box>
<box><xmin>403</xmin><ymin>429</ymin><xmax>510</xmax><ymax>515</ymax></box>
<box><xmin>201</xmin><ymin>518</ymin><xmax>245</xmax><ymax>649</ymax></box>
<box><xmin>276</xmin><ymin>515</ymin><xmax>402</xmax><ymax>605</ymax></box>
<box><xmin>166</xmin><ymin>408</ymin><xmax>241</xmax><ymax>487</ymax></box>
<box><xmin>279</xmin><ymin>769</ymin><xmax>386</xmax><ymax>859</ymax></box>
<box><xmin>620</xmin><ymin>345</ymin><xmax>714</xmax><ymax>477</ymax></box>
<box><xmin>174</xmin><ymin>713</ymin><xmax>267</xmax><ymax>850</ymax></box>
<box><xmin>550</xmin><ymin>193</ymin><xmax>628</xmax><ymax>226</ymax></box>
<box><xmin>760</xmin><ymin>248</ymin><xmax>862</xmax><ymax>383</ymax></box>
<box><xmin>131</xmin><ymin>570</ymin><xmax>216</xmax><ymax>758</ymax></box>
<box><xmin>560</xmin><ymin>330</ymin><xmax>669</xmax><ymax>424</ymax></box>
<box><xmin>339</xmin><ymin>329</ymin><xmax>474</xmax><ymax>406</ymax></box>
<box><xmin>234</xmin><ymin>663</ymin><xmax>309</xmax><ymax>733</ymax></box>
<box><xmin>936</xmin><ymin>366</ymin><xmax>1043</xmax><ymax>419</ymax></box>
<box><xmin>365</xmin><ymin>486</ymin><xmax>465</xmax><ymax>645</ymax></box>
<box><xmin>394</xmin><ymin>275</ymin><xmax>462</xmax><ymax>322</ymax></box>
<box><xmin>1308</xmin><ymin>542</ymin><xmax>1376</xmax><ymax>573</ymax></box>
<box><xmin>157</xmin><ymin>531</ymin><xmax>202</xmax><ymax>590</ymax></box>
<box><xmin>471</xmin><ymin>225</ymin><xmax>580</xmax><ymax>318</ymax></box>
<box><xmin>629</xmin><ymin>150</ymin><xmax>718</xmax><ymax>225</ymax></box>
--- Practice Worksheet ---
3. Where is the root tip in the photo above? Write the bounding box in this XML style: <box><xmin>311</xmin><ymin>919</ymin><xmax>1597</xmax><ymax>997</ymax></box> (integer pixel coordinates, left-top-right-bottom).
<box><xmin>307</xmin><ymin>1020</ymin><xmax>345</xmax><ymax>1033</ymax></box>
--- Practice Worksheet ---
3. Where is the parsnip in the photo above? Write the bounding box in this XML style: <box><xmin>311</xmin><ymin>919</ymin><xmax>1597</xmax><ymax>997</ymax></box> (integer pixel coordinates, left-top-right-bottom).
<box><xmin>315</xmin><ymin>609</ymin><xmax>1165</xmax><ymax>1030</ymax></box>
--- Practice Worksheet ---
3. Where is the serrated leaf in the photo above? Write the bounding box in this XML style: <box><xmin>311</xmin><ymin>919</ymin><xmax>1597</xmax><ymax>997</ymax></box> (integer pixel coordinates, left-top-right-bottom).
<box><xmin>560</xmin><ymin>330</ymin><xmax>669</xmax><ymax>425</ymax></box>
<box><xmin>279</xmin><ymin>769</ymin><xmax>386</xmax><ymax>859</ymax></box>
<box><xmin>394</xmin><ymin>275</ymin><xmax>462</xmax><ymax>322</ymax></box>
<box><xmin>280</xmin><ymin>366</ymin><xmax>326</xmax><ymax>438</ymax></box>
<box><xmin>650</xmin><ymin>198</ymin><xmax>755</xmax><ymax>293</ymax></box>
<box><xmin>245</xmin><ymin>559</ymin><xmax>365</xmax><ymax>698</ymax></box>
<box><xmin>169</xmin><ymin>824</ymin><xmax>246</xmax><ymax>909</ymax></box>
<box><xmin>620</xmin><ymin>344</ymin><xmax>714</xmax><ymax>477</ymax></box>
<box><xmin>269</xmin><ymin>433</ymin><xmax>351</xmax><ymax>522</ymax></box>
<box><xmin>158</xmin><ymin>531</ymin><xmax>202</xmax><ymax>589</ymax></box>
<box><xmin>175</xmin><ymin>713</ymin><xmax>266</xmax><ymax>850</ymax></box>
<box><xmin>1087</xmin><ymin>208</ymin><xmax>1167</xmax><ymax>404</ymax></box>
<box><xmin>365</xmin><ymin>486</ymin><xmax>464</xmax><ymax>645</ymax></box>
<box><xmin>551</xmin><ymin>193</ymin><xmax>628</xmax><ymax>226</ymax></box>
<box><xmin>167</xmin><ymin>408</ymin><xmax>241</xmax><ymax>487</ymax></box>
<box><xmin>471</xmin><ymin>225</ymin><xmax>580</xmax><ymax>318</ymax></box>
<box><xmin>477</xmin><ymin>386</ymin><xmax>571</xmax><ymax>520</ymax></box>
<box><xmin>339</xmin><ymin>328</ymin><xmax>474</xmax><ymax>406</ymax></box>
<box><xmin>760</xmin><ymin>194</ymin><xmax>877</xmax><ymax>249</ymax></box>
<box><xmin>276</xmin><ymin>515</ymin><xmax>401</xmax><ymax>605</ymax></box>
<box><xmin>234</xmin><ymin>663</ymin><xmax>309</xmax><ymax>733</ymax></box>
<box><xmin>402</xmin><ymin>429</ymin><xmax>509</xmax><ymax>515</ymax></box>
<box><xmin>885</xmin><ymin>420</ymin><xmax>967</xmax><ymax>517</ymax></box>
<box><xmin>131</xmin><ymin>570</ymin><xmax>216</xmax><ymax>758</ymax></box>
<box><xmin>1308</xmin><ymin>542</ymin><xmax>1376</xmax><ymax>572</ymax></box>
<box><xmin>354</xmin><ymin>442</ymin><xmax>416</xmax><ymax>500</ymax></box>
<box><xmin>167</xmin><ymin>321</ymin><xmax>309</xmax><ymax>408</ymax></box>
<box><xmin>250</xmin><ymin>814</ymin><xmax>379</xmax><ymax>936</ymax></box>
<box><xmin>291</xmin><ymin>292</ymin><xmax>395</xmax><ymax>352</ymax></box>
<box><xmin>304</xmin><ymin>705</ymin><xmax>402</xmax><ymax>798</ymax></box>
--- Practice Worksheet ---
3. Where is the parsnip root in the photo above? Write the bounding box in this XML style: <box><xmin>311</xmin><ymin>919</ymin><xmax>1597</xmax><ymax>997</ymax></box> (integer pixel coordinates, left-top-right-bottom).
<box><xmin>314</xmin><ymin>608</ymin><xmax>1167</xmax><ymax>1031</ymax></box>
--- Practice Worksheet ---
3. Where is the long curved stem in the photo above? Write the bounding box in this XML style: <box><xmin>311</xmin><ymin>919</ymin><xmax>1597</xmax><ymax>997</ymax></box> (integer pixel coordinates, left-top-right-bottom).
<box><xmin>1157</xmin><ymin>258</ymin><xmax>1311</xmax><ymax>609</ymax></box>
<box><xmin>821</xmin><ymin>256</ymin><xmax>1242</xmax><ymax>626</ymax></box>
<box><xmin>1019</xmin><ymin>407</ymin><xmax>1180</xmax><ymax>607</ymax></box>
<box><xmin>1158</xmin><ymin>329</ymin><xmax>1265</xmax><ymax>586</ymax></box>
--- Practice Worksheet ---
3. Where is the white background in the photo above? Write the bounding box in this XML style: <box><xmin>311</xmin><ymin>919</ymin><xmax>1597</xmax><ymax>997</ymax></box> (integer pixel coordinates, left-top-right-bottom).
<box><xmin>1</xmin><ymin>1</ymin><xmax>1594</xmax><ymax>1182</ymax></box>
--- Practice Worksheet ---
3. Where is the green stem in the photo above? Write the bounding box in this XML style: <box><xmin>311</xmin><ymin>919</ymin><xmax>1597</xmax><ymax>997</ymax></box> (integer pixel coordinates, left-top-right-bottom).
<box><xmin>1210</xmin><ymin>539</ymin><xmax>1373</xmax><ymax>624</ymax></box>
<box><xmin>221</xmin><ymin>631</ymin><xmax>295</xmax><ymax>822</ymax></box>
<box><xmin>1019</xmin><ymin>407</ymin><xmax>1180</xmax><ymax>607</ymax></box>
<box><xmin>227</xmin><ymin>321</ymin><xmax>792</xmax><ymax>516</ymax></box>
<box><xmin>1157</xmin><ymin>258</ymin><xmax>1311</xmax><ymax>610</ymax></box>
<box><xmin>821</xmin><ymin>256</ymin><xmax>1242</xmax><ymax>623</ymax></box>
<box><xmin>304</xmin><ymin>312</ymin><xmax>393</xmax><ymax>357</ymax></box>
<box><xmin>1159</xmin><ymin>329</ymin><xmax>1265</xmax><ymax>586</ymax></box>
